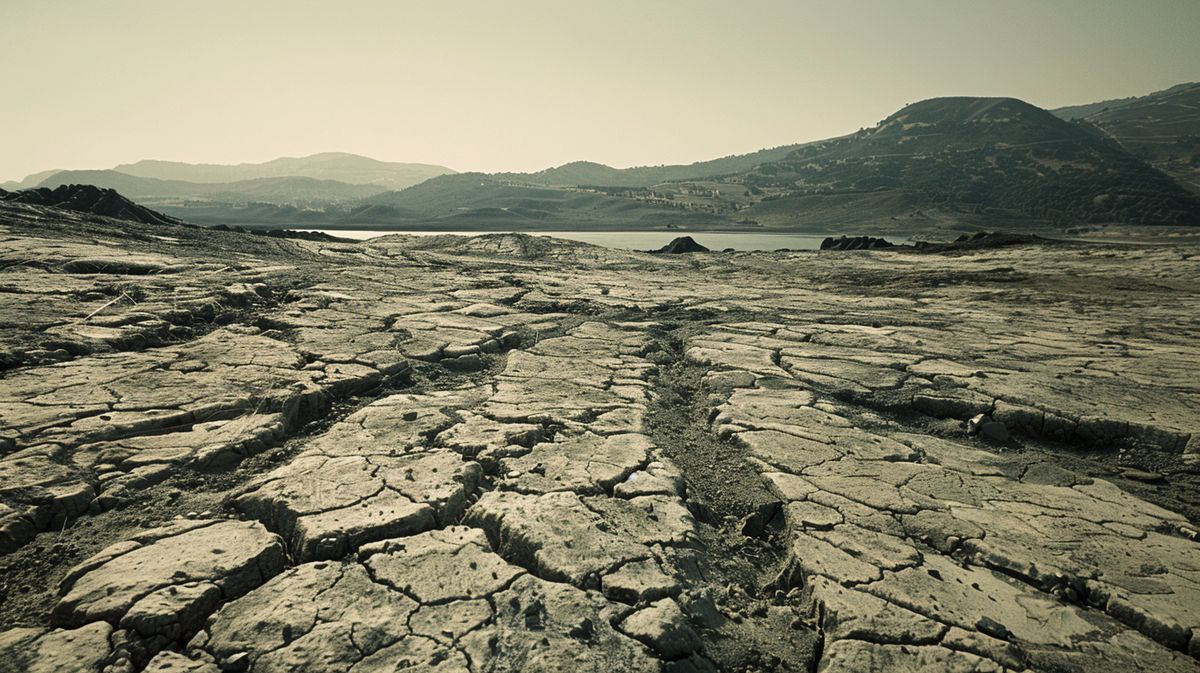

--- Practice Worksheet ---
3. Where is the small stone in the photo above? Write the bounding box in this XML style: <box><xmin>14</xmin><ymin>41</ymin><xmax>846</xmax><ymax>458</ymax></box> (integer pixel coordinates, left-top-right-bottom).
<box><xmin>975</xmin><ymin>616</ymin><xmax>1011</xmax><ymax>641</ymax></box>
<box><xmin>967</xmin><ymin>414</ymin><xmax>1009</xmax><ymax>441</ymax></box>
<box><xmin>1121</xmin><ymin>468</ymin><xmax>1164</xmax><ymax>483</ymax></box>
<box><xmin>219</xmin><ymin>652</ymin><xmax>250</xmax><ymax>671</ymax></box>
<box><xmin>980</xmin><ymin>421</ymin><xmax>1010</xmax><ymax>442</ymax></box>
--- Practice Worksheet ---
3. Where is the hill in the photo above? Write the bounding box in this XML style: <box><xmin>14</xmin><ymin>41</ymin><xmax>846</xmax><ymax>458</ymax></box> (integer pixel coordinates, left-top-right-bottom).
<box><xmin>8</xmin><ymin>93</ymin><xmax>1197</xmax><ymax>235</ymax></box>
<box><xmin>0</xmin><ymin>169</ymin><xmax>62</xmax><ymax>191</ymax></box>
<box><xmin>155</xmin><ymin>97</ymin><xmax>1200</xmax><ymax>234</ymax></box>
<box><xmin>1053</xmin><ymin>83</ymin><xmax>1200</xmax><ymax>192</ymax></box>
<box><xmin>361</xmin><ymin>96</ymin><xmax>1199</xmax><ymax>233</ymax></box>
<box><xmin>1052</xmin><ymin>82</ymin><xmax>1198</xmax><ymax>121</ymax></box>
<box><xmin>2</xmin><ymin>153</ymin><xmax>456</xmax><ymax>200</ymax></box>
<box><xmin>152</xmin><ymin>171</ymin><xmax>727</xmax><ymax>229</ymax></box>
<box><xmin>499</xmin><ymin>144</ymin><xmax>808</xmax><ymax>188</ymax></box>
<box><xmin>36</xmin><ymin>170</ymin><xmax>388</xmax><ymax>205</ymax></box>
<box><xmin>1</xmin><ymin>184</ymin><xmax>180</xmax><ymax>225</ymax></box>
<box><xmin>731</xmin><ymin>97</ymin><xmax>1200</xmax><ymax>229</ymax></box>
<box><xmin>113</xmin><ymin>152</ymin><xmax>455</xmax><ymax>190</ymax></box>
<box><xmin>334</xmin><ymin>173</ymin><xmax>724</xmax><ymax>229</ymax></box>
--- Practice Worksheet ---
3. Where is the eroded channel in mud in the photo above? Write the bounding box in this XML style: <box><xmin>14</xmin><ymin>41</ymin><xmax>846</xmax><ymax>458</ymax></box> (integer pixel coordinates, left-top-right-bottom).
<box><xmin>644</xmin><ymin>325</ymin><xmax>819</xmax><ymax>672</ymax></box>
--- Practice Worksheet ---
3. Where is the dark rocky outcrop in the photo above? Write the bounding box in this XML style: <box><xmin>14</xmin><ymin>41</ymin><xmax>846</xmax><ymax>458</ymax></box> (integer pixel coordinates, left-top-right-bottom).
<box><xmin>208</xmin><ymin>224</ymin><xmax>347</xmax><ymax>242</ymax></box>
<box><xmin>262</xmin><ymin>228</ymin><xmax>345</xmax><ymax>242</ymax></box>
<box><xmin>820</xmin><ymin>235</ymin><xmax>894</xmax><ymax>251</ymax></box>
<box><xmin>914</xmin><ymin>231</ymin><xmax>1050</xmax><ymax>253</ymax></box>
<box><xmin>1</xmin><ymin>185</ymin><xmax>179</xmax><ymax>226</ymax></box>
<box><xmin>654</xmin><ymin>236</ymin><xmax>709</xmax><ymax>254</ymax></box>
<box><xmin>819</xmin><ymin>231</ymin><xmax>1051</xmax><ymax>254</ymax></box>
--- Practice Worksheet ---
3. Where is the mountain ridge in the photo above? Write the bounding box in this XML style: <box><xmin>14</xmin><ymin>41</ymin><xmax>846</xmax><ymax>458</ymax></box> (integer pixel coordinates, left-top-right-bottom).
<box><xmin>115</xmin><ymin>151</ymin><xmax>455</xmax><ymax>189</ymax></box>
<box><xmin>35</xmin><ymin>170</ymin><xmax>389</xmax><ymax>205</ymax></box>
<box><xmin>2</xmin><ymin>152</ymin><xmax>456</xmax><ymax>193</ymax></box>
<box><xmin>496</xmin><ymin>143</ymin><xmax>811</xmax><ymax>188</ymax></box>
<box><xmin>727</xmin><ymin>95</ymin><xmax>1200</xmax><ymax>228</ymax></box>
<box><xmin>7</xmin><ymin>88</ymin><xmax>1199</xmax><ymax>234</ymax></box>
<box><xmin>1052</xmin><ymin>82</ymin><xmax>1199</xmax><ymax>121</ymax></box>
<box><xmin>339</xmin><ymin>95</ymin><xmax>1199</xmax><ymax>232</ymax></box>
<box><xmin>1053</xmin><ymin>83</ymin><xmax>1200</xmax><ymax>193</ymax></box>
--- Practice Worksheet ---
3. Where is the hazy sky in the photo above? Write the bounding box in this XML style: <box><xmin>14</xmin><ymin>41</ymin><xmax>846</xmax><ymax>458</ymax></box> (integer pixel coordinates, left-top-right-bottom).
<box><xmin>2</xmin><ymin>0</ymin><xmax>1197</xmax><ymax>181</ymax></box>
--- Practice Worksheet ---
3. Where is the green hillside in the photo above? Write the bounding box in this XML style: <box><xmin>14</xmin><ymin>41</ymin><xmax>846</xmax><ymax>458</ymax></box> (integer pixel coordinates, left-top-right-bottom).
<box><xmin>421</xmin><ymin>96</ymin><xmax>1200</xmax><ymax>233</ymax></box>
<box><xmin>359</xmin><ymin>173</ymin><xmax>724</xmax><ymax>228</ymax></box>
<box><xmin>1054</xmin><ymin>83</ymin><xmax>1200</xmax><ymax>192</ymax></box>
<box><xmin>499</xmin><ymin>144</ymin><xmax>808</xmax><ymax>188</ymax></box>
<box><xmin>734</xmin><ymin>97</ymin><xmax>1200</xmax><ymax>228</ymax></box>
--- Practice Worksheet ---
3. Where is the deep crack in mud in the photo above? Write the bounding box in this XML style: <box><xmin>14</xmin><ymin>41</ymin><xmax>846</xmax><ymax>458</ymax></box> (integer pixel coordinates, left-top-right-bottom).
<box><xmin>646</xmin><ymin>324</ymin><xmax>818</xmax><ymax>672</ymax></box>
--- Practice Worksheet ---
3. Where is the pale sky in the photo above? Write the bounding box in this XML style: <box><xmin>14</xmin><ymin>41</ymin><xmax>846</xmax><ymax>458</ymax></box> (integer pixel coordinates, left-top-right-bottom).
<box><xmin>2</xmin><ymin>0</ymin><xmax>1197</xmax><ymax>181</ymax></box>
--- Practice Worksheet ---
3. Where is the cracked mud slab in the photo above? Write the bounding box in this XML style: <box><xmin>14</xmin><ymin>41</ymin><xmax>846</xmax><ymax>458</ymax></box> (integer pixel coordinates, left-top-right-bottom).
<box><xmin>195</xmin><ymin>527</ymin><xmax>658</xmax><ymax>672</ymax></box>
<box><xmin>232</xmin><ymin>388</ymin><xmax>489</xmax><ymax>561</ymax></box>
<box><xmin>1</xmin><ymin>202</ymin><xmax>1199</xmax><ymax>672</ymax></box>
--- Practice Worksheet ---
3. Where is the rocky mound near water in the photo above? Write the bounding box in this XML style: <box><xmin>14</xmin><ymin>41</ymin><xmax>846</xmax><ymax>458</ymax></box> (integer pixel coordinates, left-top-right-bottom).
<box><xmin>207</xmin><ymin>224</ymin><xmax>347</xmax><ymax>242</ymax></box>
<box><xmin>654</xmin><ymin>236</ymin><xmax>710</xmax><ymax>254</ymax></box>
<box><xmin>820</xmin><ymin>235</ymin><xmax>895</xmax><ymax>251</ymax></box>
<box><xmin>819</xmin><ymin>231</ymin><xmax>1053</xmax><ymax>254</ymax></box>
<box><xmin>914</xmin><ymin>231</ymin><xmax>1052</xmax><ymax>252</ymax></box>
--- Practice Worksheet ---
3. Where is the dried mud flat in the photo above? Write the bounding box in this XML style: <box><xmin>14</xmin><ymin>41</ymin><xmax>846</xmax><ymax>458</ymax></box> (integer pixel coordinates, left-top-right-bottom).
<box><xmin>0</xmin><ymin>201</ymin><xmax>1198</xmax><ymax>673</ymax></box>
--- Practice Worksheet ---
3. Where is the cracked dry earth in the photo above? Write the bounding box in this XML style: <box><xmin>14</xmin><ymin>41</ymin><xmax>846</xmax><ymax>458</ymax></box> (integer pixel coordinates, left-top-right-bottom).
<box><xmin>0</xmin><ymin>202</ymin><xmax>1199</xmax><ymax>673</ymax></box>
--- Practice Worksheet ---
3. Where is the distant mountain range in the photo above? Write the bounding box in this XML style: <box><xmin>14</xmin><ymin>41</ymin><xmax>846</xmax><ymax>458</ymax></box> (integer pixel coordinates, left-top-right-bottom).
<box><xmin>1</xmin><ymin>152</ymin><xmax>454</xmax><ymax>203</ymax></box>
<box><xmin>111</xmin><ymin>152</ymin><xmax>453</xmax><ymax>189</ymax></box>
<box><xmin>32</xmin><ymin>170</ymin><xmax>389</xmax><ymax>205</ymax></box>
<box><xmin>5</xmin><ymin>85</ymin><xmax>1199</xmax><ymax>234</ymax></box>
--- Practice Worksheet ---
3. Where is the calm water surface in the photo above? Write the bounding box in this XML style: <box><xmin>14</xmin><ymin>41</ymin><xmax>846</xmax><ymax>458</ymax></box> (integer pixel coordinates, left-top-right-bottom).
<box><xmin>292</xmin><ymin>229</ymin><xmax>873</xmax><ymax>251</ymax></box>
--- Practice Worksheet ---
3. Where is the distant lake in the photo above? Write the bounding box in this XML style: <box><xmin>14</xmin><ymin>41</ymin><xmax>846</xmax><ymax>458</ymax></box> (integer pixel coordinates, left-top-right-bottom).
<box><xmin>291</xmin><ymin>229</ymin><xmax>875</xmax><ymax>251</ymax></box>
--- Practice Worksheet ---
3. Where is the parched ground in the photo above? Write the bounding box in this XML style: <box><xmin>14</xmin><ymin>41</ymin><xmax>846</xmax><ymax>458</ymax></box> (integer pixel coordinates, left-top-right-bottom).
<box><xmin>0</xmin><ymin>201</ymin><xmax>1198</xmax><ymax>673</ymax></box>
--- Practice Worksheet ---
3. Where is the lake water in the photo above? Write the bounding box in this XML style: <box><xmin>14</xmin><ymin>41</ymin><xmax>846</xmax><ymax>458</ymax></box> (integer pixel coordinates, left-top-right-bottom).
<box><xmin>292</xmin><ymin>229</ymin><xmax>863</xmax><ymax>251</ymax></box>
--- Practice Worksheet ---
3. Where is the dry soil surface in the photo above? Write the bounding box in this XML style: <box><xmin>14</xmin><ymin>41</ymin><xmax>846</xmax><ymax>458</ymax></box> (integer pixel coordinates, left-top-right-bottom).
<box><xmin>1</xmin><ymin>202</ymin><xmax>1198</xmax><ymax>673</ymax></box>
